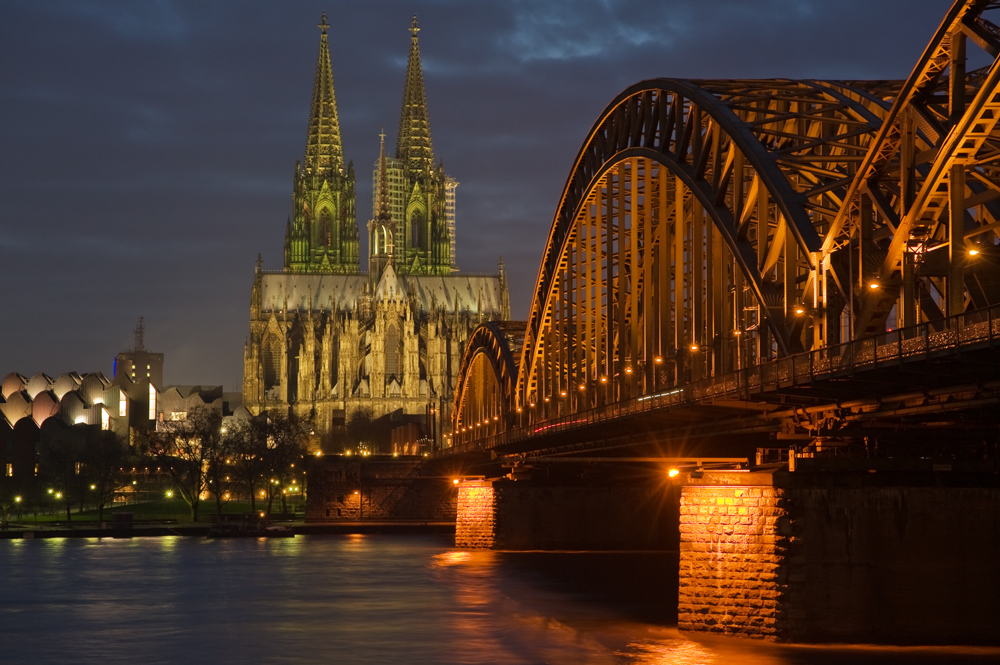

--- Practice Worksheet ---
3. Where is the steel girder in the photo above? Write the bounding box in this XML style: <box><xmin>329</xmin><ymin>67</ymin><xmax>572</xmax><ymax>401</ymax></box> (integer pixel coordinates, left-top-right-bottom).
<box><xmin>451</xmin><ymin>321</ymin><xmax>525</xmax><ymax>443</ymax></box>
<box><xmin>515</xmin><ymin>77</ymin><xmax>895</xmax><ymax>420</ymax></box>
<box><xmin>832</xmin><ymin>0</ymin><xmax>1000</xmax><ymax>335</ymax></box>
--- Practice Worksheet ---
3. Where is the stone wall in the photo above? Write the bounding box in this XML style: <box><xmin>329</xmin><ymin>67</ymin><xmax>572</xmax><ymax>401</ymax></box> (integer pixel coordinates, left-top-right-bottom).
<box><xmin>677</xmin><ymin>472</ymin><xmax>788</xmax><ymax>639</ymax></box>
<box><xmin>306</xmin><ymin>457</ymin><xmax>456</xmax><ymax>522</ymax></box>
<box><xmin>455</xmin><ymin>480</ymin><xmax>496</xmax><ymax>548</ymax></box>
<box><xmin>456</xmin><ymin>477</ymin><xmax>679</xmax><ymax>551</ymax></box>
<box><xmin>679</xmin><ymin>470</ymin><xmax>1000</xmax><ymax>644</ymax></box>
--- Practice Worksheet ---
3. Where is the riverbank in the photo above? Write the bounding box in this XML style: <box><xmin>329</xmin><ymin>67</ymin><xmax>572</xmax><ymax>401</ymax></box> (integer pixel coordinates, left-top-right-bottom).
<box><xmin>0</xmin><ymin>521</ymin><xmax>455</xmax><ymax>539</ymax></box>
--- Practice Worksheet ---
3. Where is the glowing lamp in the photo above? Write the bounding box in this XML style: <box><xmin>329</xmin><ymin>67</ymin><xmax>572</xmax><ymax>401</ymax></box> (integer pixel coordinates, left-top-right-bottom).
<box><xmin>668</xmin><ymin>468</ymin><xmax>680</xmax><ymax>478</ymax></box>
<box><xmin>452</xmin><ymin>479</ymin><xmax>459</xmax><ymax>485</ymax></box>
<box><xmin>969</xmin><ymin>248</ymin><xmax>980</xmax><ymax>256</ymax></box>
<box><xmin>625</xmin><ymin>367</ymin><xmax>632</xmax><ymax>374</ymax></box>
<box><xmin>869</xmin><ymin>282</ymin><xmax>880</xmax><ymax>290</ymax></box>
<box><xmin>690</xmin><ymin>343</ymin><xmax>699</xmax><ymax>352</ymax></box>
<box><xmin>654</xmin><ymin>357</ymin><xmax>663</xmax><ymax>363</ymax></box>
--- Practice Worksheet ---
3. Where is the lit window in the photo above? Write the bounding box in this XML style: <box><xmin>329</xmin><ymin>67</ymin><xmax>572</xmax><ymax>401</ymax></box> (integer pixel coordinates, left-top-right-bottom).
<box><xmin>170</xmin><ymin>411</ymin><xmax>187</xmax><ymax>421</ymax></box>
<box><xmin>75</xmin><ymin>462</ymin><xmax>81</xmax><ymax>475</ymax></box>
<box><xmin>149</xmin><ymin>384</ymin><xmax>157</xmax><ymax>420</ymax></box>
<box><xmin>119</xmin><ymin>390</ymin><xmax>127</xmax><ymax>417</ymax></box>
<box><xmin>101</xmin><ymin>408</ymin><xmax>110</xmax><ymax>431</ymax></box>
<box><xmin>5</xmin><ymin>464</ymin><xmax>11</xmax><ymax>477</ymax></box>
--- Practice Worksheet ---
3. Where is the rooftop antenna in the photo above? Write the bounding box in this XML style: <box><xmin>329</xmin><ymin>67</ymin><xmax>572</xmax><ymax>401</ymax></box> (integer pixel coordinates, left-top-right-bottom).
<box><xmin>133</xmin><ymin>316</ymin><xmax>145</xmax><ymax>352</ymax></box>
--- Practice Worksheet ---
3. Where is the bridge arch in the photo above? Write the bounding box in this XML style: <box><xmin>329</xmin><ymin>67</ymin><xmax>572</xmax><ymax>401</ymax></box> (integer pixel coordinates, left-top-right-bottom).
<box><xmin>451</xmin><ymin>321</ymin><xmax>525</xmax><ymax>443</ymax></box>
<box><xmin>517</xmin><ymin>78</ymin><xmax>892</xmax><ymax>420</ymax></box>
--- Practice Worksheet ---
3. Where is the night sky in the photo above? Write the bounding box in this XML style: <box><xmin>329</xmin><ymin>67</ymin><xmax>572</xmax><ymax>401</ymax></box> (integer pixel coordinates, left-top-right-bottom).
<box><xmin>0</xmin><ymin>0</ymin><xmax>947</xmax><ymax>390</ymax></box>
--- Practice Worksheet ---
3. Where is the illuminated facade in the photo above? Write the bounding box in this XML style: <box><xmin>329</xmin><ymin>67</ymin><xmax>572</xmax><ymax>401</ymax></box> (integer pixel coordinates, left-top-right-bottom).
<box><xmin>243</xmin><ymin>15</ymin><xmax>509</xmax><ymax>444</ymax></box>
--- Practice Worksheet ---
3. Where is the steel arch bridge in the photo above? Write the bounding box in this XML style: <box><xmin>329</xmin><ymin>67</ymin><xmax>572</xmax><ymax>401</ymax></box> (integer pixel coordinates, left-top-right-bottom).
<box><xmin>451</xmin><ymin>0</ymin><xmax>1000</xmax><ymax>452</ymax></box>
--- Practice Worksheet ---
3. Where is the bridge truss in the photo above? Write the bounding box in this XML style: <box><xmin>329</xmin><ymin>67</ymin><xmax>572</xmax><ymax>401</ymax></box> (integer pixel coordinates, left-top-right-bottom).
<box><xmin>452</xmin><ymin>0</ymin><xmax>1000</xmax><ymax>450</ymax></box>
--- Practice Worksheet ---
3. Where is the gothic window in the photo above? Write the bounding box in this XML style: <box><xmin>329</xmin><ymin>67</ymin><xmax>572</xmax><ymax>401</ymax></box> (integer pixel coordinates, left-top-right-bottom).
<box><xmin>263</xmin><ymin>335</ymin><xmax>281</xmax><ymax>390</ymax></box>
<box><xmin>319</xmin><ymin>209</ymin><xmax>333</xmax><ymax>247</ymax></box>
<box><xmin>380</xmin><ymin>225</ymin><xmax>392</xmax><ymax>255</ymax></box>
<box><xmin>410</xmin><ymin>210</ymin><xmax>424</xmax><ymax>249</ymax></box>
<box><xmin>385</xmin><ymin>321</ymin><xmax>402</xmax><ymax>379</ymax></box>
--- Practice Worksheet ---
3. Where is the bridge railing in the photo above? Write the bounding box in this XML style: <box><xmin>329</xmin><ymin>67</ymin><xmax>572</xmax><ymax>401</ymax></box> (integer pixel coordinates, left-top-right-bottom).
<box><xmin>443</xmin><ymin>303</ymin><xmax>1000</xmax><ymax>455</ymax></box>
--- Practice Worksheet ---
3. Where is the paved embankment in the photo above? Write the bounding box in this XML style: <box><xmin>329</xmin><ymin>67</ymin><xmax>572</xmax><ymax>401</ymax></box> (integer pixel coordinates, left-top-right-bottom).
<box><xmin>0</xmin><ymin>522</ymin><xmax>455</xmax><ymax>539</ymax></box>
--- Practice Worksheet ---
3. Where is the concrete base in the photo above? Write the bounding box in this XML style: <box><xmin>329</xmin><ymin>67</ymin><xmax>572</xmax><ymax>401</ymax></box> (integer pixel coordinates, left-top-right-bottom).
<box><xmin>456</xmin><ymin>476</ymin><xmax>679</xmax><ymax>551</ymax></box>
<box><xmin>678</xmin><ymin>469</ymin><xmax>1000</xmax><ymax>644</ymax></box>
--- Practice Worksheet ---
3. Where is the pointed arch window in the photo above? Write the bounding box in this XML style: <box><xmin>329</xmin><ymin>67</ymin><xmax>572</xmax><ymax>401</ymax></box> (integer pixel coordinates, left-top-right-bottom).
<box><xmin>319</xmin><ymin>209</ymin><xmax>333</xmax><ymax>247</ymax></box>
<box><xmin>410</xmin><ymin>210</ymin><xmax>425</xmax><ymax>250</ymax></box>
<box><xmin>263</xmin><ymin>335</ymin><xmax>282</xmax><ymax>390</ymax></box>
<box><xmin>385</xmin><ymin>321</ymin><xmax>402</xmax><ymax>380</ymax></box>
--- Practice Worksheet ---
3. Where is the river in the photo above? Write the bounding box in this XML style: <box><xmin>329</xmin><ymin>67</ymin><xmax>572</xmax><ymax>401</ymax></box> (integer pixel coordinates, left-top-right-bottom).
<box><xmin>0</xmin><ymin>535</ymin><xmax>996</xmax><ymax>664</ymax></box>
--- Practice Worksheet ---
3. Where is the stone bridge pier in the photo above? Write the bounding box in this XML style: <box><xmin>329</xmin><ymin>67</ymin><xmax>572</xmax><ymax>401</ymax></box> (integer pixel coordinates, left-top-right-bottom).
<box><xmin>678</xmin><ymin>468</ymin><xmax>1000</xmax><ymax>645</ymax></box>
<box><xmin>456</xmin><ymin>469</ymin><xmax>680</xmax><ymax>551</ymax></box>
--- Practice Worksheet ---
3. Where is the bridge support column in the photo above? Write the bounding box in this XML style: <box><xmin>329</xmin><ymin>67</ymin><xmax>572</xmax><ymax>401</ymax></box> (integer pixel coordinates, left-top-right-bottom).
<box><xmin>679</xmin><ymin>469</ymin><xmax>1000</xmax><ymax>644</ymax></box>
<box><xmin>456</xmin><ymin>476</ymin><xmax>678</xmax><ymax>551</ymax></box>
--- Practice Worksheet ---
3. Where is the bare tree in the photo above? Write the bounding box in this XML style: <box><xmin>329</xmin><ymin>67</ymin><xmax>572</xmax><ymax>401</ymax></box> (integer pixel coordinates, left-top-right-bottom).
<box><xmin>143</xmin><ymin>407</ymin><xmax>224</xmax><ymax>522</ymax></box>
<box><xmin>81</xmin><ymin>430</ymin><xmax>129</xmax><ymax>524</ymax></box>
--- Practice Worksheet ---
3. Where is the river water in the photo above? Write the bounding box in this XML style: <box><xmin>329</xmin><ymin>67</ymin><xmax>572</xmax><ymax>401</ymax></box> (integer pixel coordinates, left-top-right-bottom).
<box><xmin>0</xmin><ymin>534</ymin><xmax>996</xmax><ymax>664</ymax></box>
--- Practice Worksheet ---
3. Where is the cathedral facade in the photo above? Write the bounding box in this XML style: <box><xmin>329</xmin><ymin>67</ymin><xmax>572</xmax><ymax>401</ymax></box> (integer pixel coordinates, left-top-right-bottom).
<box><xmin>243</xmin><ymin>15</ymin><xmax>509</xmax><ymax>448</ymax></box>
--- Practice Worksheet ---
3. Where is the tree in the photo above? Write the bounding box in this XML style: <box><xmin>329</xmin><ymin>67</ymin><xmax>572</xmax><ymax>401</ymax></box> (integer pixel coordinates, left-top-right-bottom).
<box><xmin>81</xmin><ymin>431</ymin><xmax>129</xmax><ymax>524</ymax></box>
<box><xmin>261</xmin><ymin>411</ymin><xmax>308</xmax><ymax>515</ymax></box>
<box><xmin>226</xmin><ymin>419</ymin><xmax>267</xmax><ymax>512</ymax></box>
<box><xmin>37</xmin><ymin>423</ymin><xmax>87</xmax><ymax>522</ymax></box>
<box><xmin>143</xmin><ymin>407</ymin><xmax>225</xmax><ymax>522</ymax></box>
<box><xmin>343</xmin><ymin>408</ymin><xmax>392</xmax><ymax>454</ymax></box>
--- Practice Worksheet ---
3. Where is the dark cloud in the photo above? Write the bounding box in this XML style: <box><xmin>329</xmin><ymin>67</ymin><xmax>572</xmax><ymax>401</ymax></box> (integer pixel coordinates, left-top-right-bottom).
<box><xmin>0</xmin><ymin>0</ymin><xmax>949</xmax><ymax>389</ymax></box>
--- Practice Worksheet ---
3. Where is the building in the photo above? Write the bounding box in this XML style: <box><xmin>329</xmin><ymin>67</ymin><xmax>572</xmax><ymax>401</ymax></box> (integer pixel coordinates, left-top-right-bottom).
<box><xmin>243</xmin><ymin>15</ymin><xmax>509</xmax><ymax>448</ymax></box>
<box><xmin>112</xmin><ymin>317</ymin><xmax>163</xmax><ymax>433</ymax></box>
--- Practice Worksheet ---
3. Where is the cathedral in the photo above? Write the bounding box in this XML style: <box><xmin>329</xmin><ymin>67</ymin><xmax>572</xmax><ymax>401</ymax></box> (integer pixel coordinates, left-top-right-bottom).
<box><xmin>242</xmin><ymin>15</ymin><xmax>509</xmax><ymax>449</ymax></box>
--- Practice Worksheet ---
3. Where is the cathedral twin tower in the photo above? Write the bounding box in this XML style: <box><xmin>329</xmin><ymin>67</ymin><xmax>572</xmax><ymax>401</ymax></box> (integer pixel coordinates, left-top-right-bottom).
<box><xmin>244</xmin><ymin>15</ymin><xmax>509</xmax><ymax>448</ymax></box>
<box><xmin>284</xmin><ymin>14</ymin><xmax>454</xmax><ymax>278</ymax></box>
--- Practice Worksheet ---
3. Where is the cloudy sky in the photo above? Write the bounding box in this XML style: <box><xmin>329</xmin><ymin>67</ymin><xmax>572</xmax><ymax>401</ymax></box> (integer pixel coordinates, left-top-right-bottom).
<box><xmin>0</xmin><ymin>0</ymin><xmax>947</xmax><ymax>390</ymax></box>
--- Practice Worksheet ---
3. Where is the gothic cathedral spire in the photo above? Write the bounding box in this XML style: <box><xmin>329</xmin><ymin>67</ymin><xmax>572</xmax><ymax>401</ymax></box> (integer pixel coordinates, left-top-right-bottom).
<box><xmin>396</xmin><ymin>15</ymin><xmax>433</xmax><ymax>177</ymax></box>
<box><xmin>304</xmin><ymin>12</ymin><xmax>344</xmax><ymax>175</ymax></box>
<box><xmin>284</xmin><ymin>13</ymin><xmax>359</xmax><ymax>274</ymax></box>
<box><xmin>369</xmin><ymin>129</ymin><xmax>396</xmax><ymax>285</ymax></box>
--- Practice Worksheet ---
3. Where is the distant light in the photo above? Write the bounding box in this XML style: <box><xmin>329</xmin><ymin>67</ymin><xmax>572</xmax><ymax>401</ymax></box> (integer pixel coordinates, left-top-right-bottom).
<box><xmin>165</xmin><ymin>491</ymin><xmax>173</xmax><ymax>498</ymax></box>
<box><xmin>90</xmin><ymin>484</ymin><xmax>96</xmax><ymax>490</ymax></box>
<box><xmin>654</xmin><ymin>357</ymin><xmax>663</xmax><ymax>363</ymax></box>
<box><xmin>668</xmin><ymin>468</ymin><xmax>680</xmax><ymax>478</ymax></box>
<box><xmin>690</xmin><ymin>343</ymin><xmax>699</xmax><ymax>352</ymax></box>
<box><xmin>969</xmin><ymin>248</ymin><xmax>980</xmax><ymax>256</ymax></box>
<box><xmin>544</xmin><ymin>397</ymin><xmax>550</xmax><ymax>402</ymax></box>
<box><xmin>55</xmin><ymin>492</ymin><xmax>62</xmax><ymax>499</ymax></box>
<box><xmin>14</xmin><ymin>496</ymin><xmax>21</xmax><ymax>503</ymax></box>
<box><xmin>600</xmin><ymin>377</ymin><xmax>607</xmax><ymax>384</ymax></box>
<box><xmin>734</xmin><ymin>330</ymin><xmax>741</xmax><ymax>336</ymax></box>
<box><xmin>625</xmin><ymin>367</ymin><xmax>633</xmax><ymax>374</ymax></box>
<box><xmin>795</xmin><ymin>307</ymin><xmax>805</xmax><ymax>315</ymax></box>
<box><xmin>516</xmin><ymin>407</ymin><xmax>522</xmax><ymax>412</ymax></box>
<box><xmin>579</xmin><ymin>384</ymin><xmax>586</xmax><ymax>391</ymax></box>
<box><xmin>559</xmin><ymin>391</ymin><xmax>566</xmax><ymax>396</ymax></box>
<box><xmin>452</xmin><ymin>479</ymin><xmax>459</xmax><ymax>485</ymax></box>
<box><xmin>869</xmin><ymin>282</ymin><xmax>880</xmax><ymax>290</ymax></box>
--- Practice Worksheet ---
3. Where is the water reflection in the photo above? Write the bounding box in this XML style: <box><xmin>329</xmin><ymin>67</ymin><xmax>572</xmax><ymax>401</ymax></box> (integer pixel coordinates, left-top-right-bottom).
<box><xmin>0</xmin><ymin>536</ymin><xmax>997</xmax><ymax>665</ymax></box>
